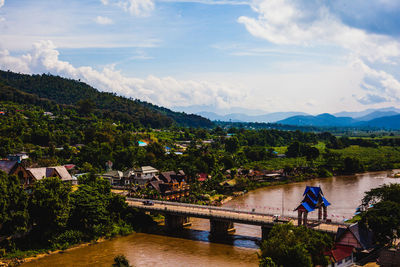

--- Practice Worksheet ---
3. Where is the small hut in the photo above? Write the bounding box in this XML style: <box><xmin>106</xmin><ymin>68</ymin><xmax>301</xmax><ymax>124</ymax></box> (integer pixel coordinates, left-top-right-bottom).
<box><xmin>295</xmin><ymin>186</ymin><xmax>330</xmax><ymax>226</ymax></box>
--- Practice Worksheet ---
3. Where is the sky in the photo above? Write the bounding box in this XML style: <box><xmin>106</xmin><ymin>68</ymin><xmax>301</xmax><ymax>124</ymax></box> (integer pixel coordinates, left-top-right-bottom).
<box><xmin>0</xmin><ymin>0</ymin><xmax>400</xmax><ymax>115</ymax></box>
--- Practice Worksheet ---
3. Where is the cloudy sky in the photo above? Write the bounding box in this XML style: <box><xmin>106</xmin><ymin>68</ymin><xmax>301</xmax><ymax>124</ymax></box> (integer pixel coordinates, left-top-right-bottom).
<box><xmin>0</xmin><ymin>0</ymin><xmax>399</xmax><ymax>115</ymax></box>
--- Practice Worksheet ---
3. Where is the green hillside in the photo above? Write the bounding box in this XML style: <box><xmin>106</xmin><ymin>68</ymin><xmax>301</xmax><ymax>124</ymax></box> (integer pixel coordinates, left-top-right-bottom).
<box><xmin>0</xmin><ymin>70</ymin><xmax>213</xmax><ymax>128</ymax></box>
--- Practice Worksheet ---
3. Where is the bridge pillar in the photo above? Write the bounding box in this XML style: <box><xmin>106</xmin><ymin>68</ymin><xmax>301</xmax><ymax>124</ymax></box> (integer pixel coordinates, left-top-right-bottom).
<box><xmin>318</xmin><ymin>207</ymin><xmax>322</xmax><ymax>221</ymax></box>
<box><xmin>164</xmin><ymin>214</ymin><xmax>189</xmax><ymax>231</ymax></box>
<box><xmin>261</xmin><ymin>226</ymin><xmax>271</xmax><ymax>240</ymax></box>
<box><xmin>323</xmin><ymin>206</ymin><xmax>327</xmax><ymax>220</ymax></box>
<box><xmin>210</xmin><ymin>219</ymin><xmax>235</xmax><ymax>236</ymax></box>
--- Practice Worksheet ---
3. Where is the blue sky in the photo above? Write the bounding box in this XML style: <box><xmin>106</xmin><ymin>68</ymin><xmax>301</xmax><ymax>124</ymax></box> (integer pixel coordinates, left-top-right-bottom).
<box><xmin>0</xmin><ymin>0</ymin><xmax>400</xmax><ymax>115</ymax></box>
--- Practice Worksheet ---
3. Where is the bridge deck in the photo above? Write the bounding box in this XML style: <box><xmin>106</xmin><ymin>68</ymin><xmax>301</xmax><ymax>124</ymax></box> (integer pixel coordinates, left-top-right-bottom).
<box><xmin>127</xmin><ymin>198</ymin><xmax>348</xmax><ymax>234</ymax></box>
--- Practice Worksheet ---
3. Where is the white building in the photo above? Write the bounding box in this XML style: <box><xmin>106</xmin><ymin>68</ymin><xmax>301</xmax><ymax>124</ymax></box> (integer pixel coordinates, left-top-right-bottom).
<box><xmin>132</xmin><ymin>166</ymin><xmax>158</xmax><ymax>185</ymax></box>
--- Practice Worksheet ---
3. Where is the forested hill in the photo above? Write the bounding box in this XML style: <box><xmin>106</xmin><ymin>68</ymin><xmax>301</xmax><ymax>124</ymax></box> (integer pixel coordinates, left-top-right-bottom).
<box><xmin>0</xmin><ymin>70</ymin><xmax>213</xmax><ymax>128</ymax></box>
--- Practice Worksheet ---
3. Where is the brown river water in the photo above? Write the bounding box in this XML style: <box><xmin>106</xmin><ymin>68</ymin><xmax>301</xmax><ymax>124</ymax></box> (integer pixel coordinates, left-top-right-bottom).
<box><xmin>21</xmin><ymin>171</ymin><xmax>400</xmax><ymax>267</ymax></box>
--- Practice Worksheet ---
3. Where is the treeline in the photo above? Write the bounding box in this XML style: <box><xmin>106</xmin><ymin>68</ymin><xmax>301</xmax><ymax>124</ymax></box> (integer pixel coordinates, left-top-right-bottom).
<box><xmin>1</xmin><ymin>100</ymin><xmax>399</xmax><ymax>178</ymax></box>
<box><xmin>0</xmin><ymin>70</ymin><xmax>213</xmax><ymax>128</ymax></box>
<box><xmin>216</xmin><ymin>121</ymin><xmax>383</xmax><ymax>133</ymax></box>
<box><xmin>0</xmin><ymin>172</ymin><xmax>153</xmax><ymax>258</ymax></box>
<box><xmin>0</xmin><ymin>101</ymin><xmax>331</xmax><ymax>172</ymax></box>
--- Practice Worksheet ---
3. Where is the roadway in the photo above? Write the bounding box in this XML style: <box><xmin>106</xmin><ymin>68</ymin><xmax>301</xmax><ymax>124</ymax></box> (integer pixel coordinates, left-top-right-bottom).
<box><xmin>126</xmin><ymin>198</ymin><xmax>348</xmax><ymax>234</ymax></box>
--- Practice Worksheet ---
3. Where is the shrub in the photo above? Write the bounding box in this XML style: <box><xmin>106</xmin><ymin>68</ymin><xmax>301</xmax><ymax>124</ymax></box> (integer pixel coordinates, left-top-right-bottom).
<box><xmin>51</xmin><ymin>230</ymin><xmax>85</xmax><ymax>249</ymax></box>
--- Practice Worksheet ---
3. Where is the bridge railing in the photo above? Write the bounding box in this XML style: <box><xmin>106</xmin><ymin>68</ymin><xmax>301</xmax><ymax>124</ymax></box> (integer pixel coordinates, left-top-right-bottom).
<box><xmin>126</xmin><ymin>197</ymin><xmax>350</xmax><ymax>226</ymax></box>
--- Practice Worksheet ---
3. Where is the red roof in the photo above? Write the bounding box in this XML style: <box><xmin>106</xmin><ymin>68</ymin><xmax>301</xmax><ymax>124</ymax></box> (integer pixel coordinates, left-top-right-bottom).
<box><xmin>64</xmin><ymin>164</ymin><xmax>76</xmax><ymax>170</ymax></box>
<box><xmin>325</xmin><ymin>245</ymin><xmax>353</xmax><ymax>262</ymax></box>
<box><xmin>197</xmin><ymin>173</ymin><xmax>208</xmax><ymax>182</ymax></box>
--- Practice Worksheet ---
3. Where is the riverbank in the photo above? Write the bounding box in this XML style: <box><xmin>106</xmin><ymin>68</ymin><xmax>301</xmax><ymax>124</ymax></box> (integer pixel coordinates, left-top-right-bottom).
<box><xmin>0</xmin><ymin>235</ymin><xmax>131</xmax><ymax>267</ymax></box>
<box><xmin>0</xmin><ymin>230</ymin><xmax>154</xmax><ymax>267</ymax></box>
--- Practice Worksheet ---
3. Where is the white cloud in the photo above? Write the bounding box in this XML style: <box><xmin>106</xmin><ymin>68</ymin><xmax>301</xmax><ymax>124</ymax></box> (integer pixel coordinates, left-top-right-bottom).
<box><xmin>102</xmin><ymin>0</ymin><xmax>154</xmax><ymax>17</ymax></box>
<box><xmin>238</xmin><ymin>0</ymin><xmax>400</xmax><ymax>107</ymax></box>
<box><xmin>94</xmin><ymin>16</ymin><xmax>113</xmax><ymax>25</ymax></box>
<box><xmin>238</xmin><ymin>0</ymin><xmax>400</xmax><ymax>63</ymax></box>
<box><xmin>2</xmin><ymin>40</ymin><xmax>398</xmax><ymax>113</ymax></box>
<box><xmin>0</xmin><ymin>40</ymin><xmax>245</xmax><ymax>109</ymax></box>
<box><xmin>0</xmin><ymin>0</ymin><xmax>4</xmax><ymax>22</ymax></box>
<box><xmin>159</xmin><ymin>0</ymin><xmax>249</xmax><ymax>5</ymax></box>
<box><xmin>352</xmin><ymin>58</ymin><xmax>400</xmax><ymax>102</ymax></box>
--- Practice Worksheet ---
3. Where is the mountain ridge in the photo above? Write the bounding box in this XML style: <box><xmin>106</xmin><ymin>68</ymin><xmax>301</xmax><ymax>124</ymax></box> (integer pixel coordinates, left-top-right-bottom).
<box><xmin>189</xmin><ymin>107</ymin><xmax>400</xmax><ymax>124</ymax></box>
<box><xmin>277</xmin><ymin>112</ymin><xmax>400</xmax><ymax>129</ymax></box>
<box><xmin>0</xmin><ymin>70</ymin><xmax>213</xmax><ymax>128</ymax></box>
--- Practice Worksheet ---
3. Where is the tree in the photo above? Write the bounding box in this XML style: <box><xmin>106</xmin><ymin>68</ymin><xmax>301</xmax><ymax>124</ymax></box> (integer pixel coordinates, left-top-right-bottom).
<box><xmin>304</xmin><ymin>146</ymin><xmax>319</xmax><ymax>162</ymax></box>
<box><xmin>77</xmin><ymin>99</ymin><xmax>95</xmax><ymax>115</ymax></box>
<box><xmin>362</xmin><ymin>183</ymin><xmax>400</xmax><ymax>205</ymax></box>
<box><xmin>112</xmin><ymin>255</ymin><xmax>131</xmax><ymax>267</ymax></box>
<box><xmin>259</xmin><ymin>257</ymin><xmax>277</xmax><ymax>267</ymax></box>
<box><xmin>361</xmin><ymin>184</ymin><xmax>400</xmax><ymax>245</ymax></box>
<box><xmin>69</xmin><ymin>179</ymin><xmax>112</xmax><ymax>238</ymax></box>
<box><xmin>225</xmin><ymin>136</ymin><xmax>239</xmax><ymax>154</ymax></box>
<box><xmin>29</xmin><ymin>177</ymin><xmax>71</xmax><ymax>236</ymax></box>
<box><xmin>0</xmin><ymin>172</ymin><xmax>29</xmax><ymax>237</ymax></box>
<box><xmin>361</xmin><ymin>201</ymin><xmax>400</xmax><ymax>245</ymax></box>
<box><xmin>286</xmin><ymin>141</ymin><xmax>301</xmax><ymax>158</ymax></box>
<box><xmin>259</xmin><ymin>224</ymin><xmax>332</xmax><ymax>267</ymax></box>
<box><xmin>343</xmin><ymin>157</ymin><xmax>363</xmax><ymax>173</ymax></box>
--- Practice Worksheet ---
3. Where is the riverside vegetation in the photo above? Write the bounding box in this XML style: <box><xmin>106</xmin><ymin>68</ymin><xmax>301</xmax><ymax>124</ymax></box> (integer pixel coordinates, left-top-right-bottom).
<box><xmin>0</xmin><ymin>172</ymin><xmax>154</xmax><ymax>262</ymax></box>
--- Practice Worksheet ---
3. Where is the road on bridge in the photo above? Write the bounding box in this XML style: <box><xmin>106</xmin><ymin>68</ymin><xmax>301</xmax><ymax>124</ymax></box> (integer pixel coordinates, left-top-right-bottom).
<box><xmin>126</xmin><ymin>198</ymin><xmax>347</xmax><ymax>234</ymax></box>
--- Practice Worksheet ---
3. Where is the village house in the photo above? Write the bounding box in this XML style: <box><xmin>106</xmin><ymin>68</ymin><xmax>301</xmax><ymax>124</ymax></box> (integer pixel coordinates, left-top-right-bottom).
<box><xmin>132</xmin><ymin>166</ymin><xmax>159</xmax><ymax>185</ymax></box>
<box><xmin>7</xmin><ymin>152</ymin><xmax>29</xmax><ymax>162</ymax></box>
<box><xmin>335</xmin><ymin>223</ymin><xmax>375</xmax><ymax>255</ymax></box>
<box><xmin>0</xmin><ymin>160</ymin><xmax>32</xmax><ymax>186</ymax></box>
<box><xmin>26</xmin><ymin>166</ymin><xmax>78</xmax><ymax>185</ymax></box>
<box><xmin>147</xmin><ymin>170</ymin><xmax>190</xmax><ymax>200</ymax></box>
<box><xmin>323</xmin><ymin>222</ymin><xmax>375</xmax><ymax>266</ymax></box>
<box><xmin>0</xmin><ymin>160</ymin><xmax>77</xmax><ymax>188</ymax></box>
<box><xmin>100</xmin><ymin>166</ymin><xmax>159</xmax><ymax>187</ymax></box>
<box><xmin>101</xmin><ymin>170</ymin><xmax>124</xmax><ymax>186</ymax></box>
<box><xmin>325</xmin><ymin>244</ymin><xmax>355</xmax><ymax>267</ymax></box>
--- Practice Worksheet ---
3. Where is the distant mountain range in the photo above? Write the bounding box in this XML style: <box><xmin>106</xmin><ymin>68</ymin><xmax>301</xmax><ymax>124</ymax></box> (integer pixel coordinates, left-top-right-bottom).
<box><xmin>192</xmin><ymin>107</ymin><xmax>400</xmax><ymax>129</ymax></box>
<box><xmin>277</xmin><ymin>111</ymin><xmax>400</xmax><ymax>129</ymax></box>
<box><xmin>196</xmin><ymin>111</ymin><xmax>309</xmax><ymax>123</ymax></box>
<box><xmin>277</xmin><ymin>113</ymin><xmax>356</xmax><ymax>127</ymax></box>
<box><xmin>333</xmin><ymin>107</ymin><xmax>400</xmax><ymax>118</ymax></box>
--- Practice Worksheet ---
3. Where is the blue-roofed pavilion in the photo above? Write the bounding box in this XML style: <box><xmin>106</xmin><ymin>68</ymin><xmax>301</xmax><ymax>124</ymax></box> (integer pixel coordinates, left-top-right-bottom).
<box><xmin>295</xmin><ymin>186</ymin><xmax>330</xmax><ymax>226</ymax></box>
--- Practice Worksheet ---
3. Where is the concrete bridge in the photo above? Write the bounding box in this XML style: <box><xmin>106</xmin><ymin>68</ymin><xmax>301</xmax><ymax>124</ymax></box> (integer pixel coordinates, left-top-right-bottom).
<box><xmin>126</xmin><ymin>198</ymin><xmax>349</xmax><ymax>240</ymax></box>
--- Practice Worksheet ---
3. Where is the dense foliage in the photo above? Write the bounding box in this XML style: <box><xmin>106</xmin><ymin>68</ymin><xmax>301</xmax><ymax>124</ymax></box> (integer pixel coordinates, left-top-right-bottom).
<box><xmin>361</xmin><ymin>184</ymin><xmax>400</xmax><ymax>245</ymax></box>
<box><xmin>0</xmin><ymin>70</ymin><xmax>213</xmax><ymax>128</ymax></box>
<box><xmin>258</xmin><ymin>224</ymin><xmax>333</xmax><ymax>267</ymax></box>
<box><xmin>0</xmin><ymin>173</ymin><xmax>154</xmax><ymax>258</ymax></box>
<box><xmin>0</xmin><ymin>172</ymin><xmax>29</xmax><ymax>238</ymax></box>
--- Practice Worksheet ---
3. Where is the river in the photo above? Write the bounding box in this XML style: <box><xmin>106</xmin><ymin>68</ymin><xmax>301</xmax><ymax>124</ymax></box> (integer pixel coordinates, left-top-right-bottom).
<box><xmin>21</xmin><ymin>171</ymin><xmax>400</xmax><ymax>267</ymax></box>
